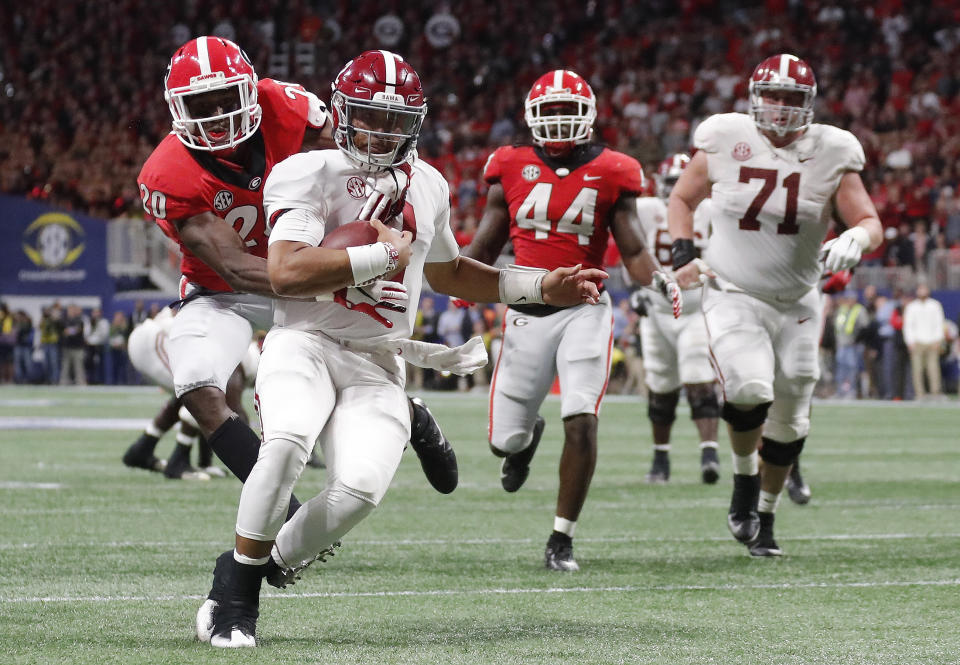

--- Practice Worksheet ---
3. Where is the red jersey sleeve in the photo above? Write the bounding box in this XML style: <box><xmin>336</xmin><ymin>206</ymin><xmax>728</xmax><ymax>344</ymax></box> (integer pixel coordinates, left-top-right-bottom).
<box><xmin>137</xmin><ymin>135</ymin><xmax>212</xmax><ymax>223</ymax></box>
<box><xmin>482</xmin><ymin>147</ymin><xmax>508</xmax><ymax>185</ymax></box>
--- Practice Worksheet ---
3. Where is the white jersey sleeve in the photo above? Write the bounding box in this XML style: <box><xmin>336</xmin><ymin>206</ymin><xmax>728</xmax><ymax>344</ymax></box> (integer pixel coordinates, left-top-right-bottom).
<box><xmin>423</xmin><ymin>169</ymin><xmax>459</xmax><ymax>263</ymax></box>
<box><xmin>264</xmin><ymin>152</ymin><xmax>332</xmax><ymax>247</ymax></box>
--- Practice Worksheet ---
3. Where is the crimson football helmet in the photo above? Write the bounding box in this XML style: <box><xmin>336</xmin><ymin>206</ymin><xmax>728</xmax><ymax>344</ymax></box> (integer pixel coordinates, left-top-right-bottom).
<box><xmin>164</xmin><ymin>36</ymin><xmax>261</xmax><ymax>151</ymax></box>
<box><xmin>655</xmin><ymin>153</ymin><xmax>690</xmax><ymax>200</ymax></box>
<box><xmin>524</xmin><ymin>70</ymin><xmax>597</xmax><ymax>155</ymax></box>
<box><xmin>749</xmin><ymin>54</ymin><xmax>817</xmax><ymax>137</ymax></box>
<box><xmin>330</xmin><ymin>50</ymin><xmax>427</xmax><ymax>168</ymax></box>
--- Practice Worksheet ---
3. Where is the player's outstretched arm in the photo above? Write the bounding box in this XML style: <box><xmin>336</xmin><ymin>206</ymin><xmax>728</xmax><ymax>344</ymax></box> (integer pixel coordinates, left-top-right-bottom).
<box><xmin>610</xmin><ymin>194</ymin><xmax>662</xmax><ymax>285</ymax></box>
<box><xmin>424</xmin><ymin>258</ymin><xmax>606</xmax><ymax>307</ymax></box>
<box><xmin>667</xmin><ymin>151</ymin><xmax>711</xmax><ymax>289</ymax></box>
<box><xmin>175</xmin><ymin>212</ymin><xmax>275</xmax><ymax>296</ymax></box>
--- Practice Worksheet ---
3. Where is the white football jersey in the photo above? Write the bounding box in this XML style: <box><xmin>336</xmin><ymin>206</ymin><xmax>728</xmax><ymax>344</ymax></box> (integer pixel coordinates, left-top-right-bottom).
<box><xmin>696</xmin><ymin>113</ymin><xmax>865</xmax><ymax>300</ymax></box>
<box><xmin>636</xmin><ymin>196</ymin><xmax>711</xmax><ymax>314</ymax></box>
<box><xmin>263</xmin><ymin>150</ymin><xmax>460</xmax><ymax>343</ymax></box>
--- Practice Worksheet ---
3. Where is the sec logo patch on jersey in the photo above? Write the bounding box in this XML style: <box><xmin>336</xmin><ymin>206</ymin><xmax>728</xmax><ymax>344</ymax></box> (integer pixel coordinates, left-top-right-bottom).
<box><xmin>732</xmin><ymin>142</ymin><xmax>753</xmax><ymax>161</ymax></box>
<box><xmin>213</xmin><ymin>190</ymin><xmax>234</xmax><ymax>211</ymax></box>
<box><xmin>346</xmin><ymin>176</ymin><xmax>366</xmax><ymax>199</ymax></box>
<box><xmin>522</xmin><ymin>165</ymin><xmax>541</xmax><ymax>182</ymax></box>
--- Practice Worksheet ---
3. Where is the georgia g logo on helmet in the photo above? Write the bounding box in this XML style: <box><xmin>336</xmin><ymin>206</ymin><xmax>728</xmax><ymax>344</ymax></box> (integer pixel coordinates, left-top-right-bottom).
<box><xmin>330</xmin><ymin>50</ymin><xmax>427</xmax><ymax>169</ymax></box>
<box><xmin>749</xmin><ymin>54</ymin><xmax>817</xmax><ymax>138</ymax></box>
<box><xmin>164</xmin><ymin>36</ymin><xmax>263</xmax><ymax>151</ymax></box>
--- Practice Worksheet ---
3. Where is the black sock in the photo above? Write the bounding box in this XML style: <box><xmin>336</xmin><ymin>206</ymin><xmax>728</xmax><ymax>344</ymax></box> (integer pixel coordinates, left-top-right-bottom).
<box><xmin>208</xmin><ymin>416</ymin><xmax>302</xmax><ymax>519</ymax></box>
<box><xmin>197</xmin><ymin>436</ymin><xmax>213</xmax><ymax>468</ymax></box>
<box><xmin>166</xmin><ymin>442</ymin><xmax>192</xmax><ymax>470</ymax></box>
<box><xmin>653</xmin><ymin>449</ymin><xmax>669</xmax><ymax>463</ymax></box>
<box><xmin>130</xmin><ymin>433</ymin><xmax>159</xmax><ymax>456</ymax></box>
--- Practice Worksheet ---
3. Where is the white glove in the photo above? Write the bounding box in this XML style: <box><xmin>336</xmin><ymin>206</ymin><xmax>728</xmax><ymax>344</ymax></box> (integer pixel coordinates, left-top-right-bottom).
<box><xmin>650</xmin><ymin>271</ymin><xmax>683</xmax><ymax>319</ymax></box>
<box><xmin>354</xmin><ymin>280</ymin><xmax>408</xmax><ymax>314</ymax></box>
<box><xmin>342</xmin><ymin>335</ymin><xmax>489</xmax><ymax>376</ymax></box>
<box><xmin>819</xmin><ymin>226</ymin><xmax>870</xmax><ymax>274</ymax></box>
<box><xmin>358</xmin><ymin>168</ymin><xmax>410</xmax><ymax>222</ymax></box>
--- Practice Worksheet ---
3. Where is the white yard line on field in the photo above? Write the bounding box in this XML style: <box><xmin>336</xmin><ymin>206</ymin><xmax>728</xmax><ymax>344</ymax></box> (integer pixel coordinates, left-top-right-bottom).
<box><xmin>2</xmin><ymin>532</ymin><xmax>959</xmax><ymax>551</ymax></box>
<box><xmin>4</xmin><ymin>578</ymin><xmax>959</xmax><ymax>604</ymax></box>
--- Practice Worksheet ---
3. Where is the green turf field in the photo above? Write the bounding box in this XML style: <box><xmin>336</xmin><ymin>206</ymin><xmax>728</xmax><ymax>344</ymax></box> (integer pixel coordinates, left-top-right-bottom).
<box><xmin>1</xmin><ymin>385</ymin><xmax>958</xmax><ymax>664</ymax></box>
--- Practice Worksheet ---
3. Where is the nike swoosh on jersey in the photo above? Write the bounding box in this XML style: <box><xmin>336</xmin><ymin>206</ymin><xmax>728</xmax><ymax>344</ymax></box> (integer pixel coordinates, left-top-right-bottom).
<box><xmin>798</xmin><ymin>317</ymin><xmax>812</xmax><ymax>324</ymax></box>
<box><xmin>583</xmin><ymin>174</ymin><xmax>602</xmax><ymax>181</ymax></box>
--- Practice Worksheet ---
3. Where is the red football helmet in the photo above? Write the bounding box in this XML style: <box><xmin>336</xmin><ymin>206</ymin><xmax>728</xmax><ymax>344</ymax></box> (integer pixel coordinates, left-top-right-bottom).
<box><xmin>524</xmin><ymin>70</ymin><xmax>597</xmax><ymax>155</ymax></box>
<box><xmin>749</xmin><ymin>54</ymin><xmax>817</xmax><ymax>137</ymax></box>
<box><xmin>655</xmin><ymin>153</ymin><xmax>690</xmax><ymax>200</ymax></box>
<box><xmin>164</xmin><ymin>36</ymin><xmax>261</xmax><ymax>151</ymax></box>
<box><xmin>331</xmin><ymin>50</ymin><xmax>427</xmax><ymax>168</ymax></box>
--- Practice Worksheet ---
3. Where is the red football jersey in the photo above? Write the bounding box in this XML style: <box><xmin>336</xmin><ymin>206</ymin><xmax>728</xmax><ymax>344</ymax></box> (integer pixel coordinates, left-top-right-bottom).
<box><xmin>483</xmin><ymin>145</ymin><xmax>644</xmax><ymax>275</ymax></box>
<box><xmin>138</xmin><ymin>79</ymin><xmax>325</xmax><ymax>292</ymax></box>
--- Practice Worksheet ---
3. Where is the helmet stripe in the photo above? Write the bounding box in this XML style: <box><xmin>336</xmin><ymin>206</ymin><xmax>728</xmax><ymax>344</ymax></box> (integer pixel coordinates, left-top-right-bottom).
<box><xmin>197</xmin><ymin>36</ymin><xmax>212</xmax><ymax>75</ymax></box>
<box><xmin>380</xmin><ymin>49</ymin><xmax>397</xmax><ymax>96</ymax></box>
<box><xmin>553</xmin><ymin>69</ymin><xmax>563</xmax><ymax>90</ymax></box>
<box><xmin>779</xmin><ymin>53</ymin><xmax>799</xmax><ymax>84</ymax></box>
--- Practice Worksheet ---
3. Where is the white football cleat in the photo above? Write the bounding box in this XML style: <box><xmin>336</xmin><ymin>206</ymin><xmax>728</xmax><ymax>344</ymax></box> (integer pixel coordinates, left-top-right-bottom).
<box><xmin>210</xmin><ymin>627</ymin><xmax>256</xmax><ymax>648</ymax></box>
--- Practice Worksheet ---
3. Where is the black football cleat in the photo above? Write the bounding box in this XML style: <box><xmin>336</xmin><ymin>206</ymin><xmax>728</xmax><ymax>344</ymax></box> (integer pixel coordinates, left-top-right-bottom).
<box><xmin>700</xmin><ymin>445</ymin><xmax>720</xmax><ymax>484</ymax></box>
<box><xmin>727</xmin><ymin>473</ymin><xmax>761</xmax><ymax>544</ymax></box>
<box><xmin>210</xmin><ymin>558</ymin><xmax>261</xmax><ymax>648</ymax></box>
<box><xmin>264</xmin><ymin>541</ymin><xmax>341</xmax><ymax>589</ymax></box>
<box><xmin>122</xmin><ymin>434</ymin><xmax>166</xmax><ymax>473</ymax></box>
<box><xmin>544</xmin><ymin>531</ymin><xmax>579</xmax><ymax>572</ymax></box>
<box><xmin>409</xmin><ymin>397</ymin><xmax>458</xmax><ymax>494</ymax></box>
<box><xmin>645</xmin><ymin>452</ymin><xmax>670</xmax><ymax>484</ymax></box>
<box><xmin>196</xmin><ymin>549</ymin><xmax>233</xmax><ymax>643</ymax></box>
<box><xmin>786</xmin><ymin>460</ymin><xmax>811</xmax><ymax>505</ymax></box>
<box><xmin>748</xmin><ymin>512</ymin><xmax>783</xmax><ymax>557</ymax></box>
<box><xmin>501</xmin><ymin>416</ymin><xmax>545</xmax><ymax>493</ymax></box>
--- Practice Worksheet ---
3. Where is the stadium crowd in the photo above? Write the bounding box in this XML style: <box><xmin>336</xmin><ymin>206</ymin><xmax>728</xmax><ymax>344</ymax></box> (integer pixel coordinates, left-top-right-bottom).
<box><xmin>2</xmin><ymin>0</ymin><xmax>960</xmax><ymax>267</ymax></box>
<box><xmin>1</xmin><ymin>1</ymin><xmax>959</xmax><ymax>400</ymax></box>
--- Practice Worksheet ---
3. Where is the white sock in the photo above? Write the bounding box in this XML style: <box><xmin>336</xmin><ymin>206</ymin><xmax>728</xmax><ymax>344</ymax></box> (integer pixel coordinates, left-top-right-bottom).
<box><xmin>758</xmin><ymin>490</ymin><xmax>781</xmax><ymax>514</ymax></box>
<box><xmin>175</xmin><ymin>429</ymin><xmax>197</xmax><ymax>447</ymax></box>
<box><xmin>233</xmin><ymin>549</ymin><xmax>269</xmax><ymax>566</ymax></box>
<box><xmin>553</xmin><ymin>516</ymin><xmax>576</xmax><ymax>538</ymax></box>
<box><xmin>653</xmin><ymin>444</ymin><xmax>671</xmax><ymax>452</ymax></box>
<box><xmin>732</xmin><ymin>450</ymin><xmax>759</xmax><ymax>475</ymax></box>
<box><xmin>699</xmin><ymin>440</ymin><xmax>719</xmax><ymax>450</ymax></box>
<box><xmin>145</xmin><ymin>422</ymin><xmax>164</xmax><ymax>438</ymax></box>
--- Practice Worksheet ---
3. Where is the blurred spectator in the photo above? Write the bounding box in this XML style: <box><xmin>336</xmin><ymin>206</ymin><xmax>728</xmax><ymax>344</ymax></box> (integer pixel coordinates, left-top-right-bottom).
<box><xmin>109</xmin><ymin>311</ymin><xmax>131</xmax><ymax>385</ymax></box>
<box><xmin>13</xmin><ymin>311</ymin><xmax>35</xmax><ymax>384</ymax></box>
<box><xmin>38</xmin><ymin>306</ymin><xmax>63</xmax><ymax>385</ymax></box>
<box><xmin>131</xmin><ymin>300</ymin><xmax>148</xmax><ymax>328</ymax></box>
<box><xmin>0</xmin><ymin>304</ymin><xmax>13</xmax><ymax>383</ymax></box>
<box><xmin>833</xmin><ymin>290</ymin><xmax>869</xmax><ymax>399</ymax></box>
<box><xmin>903</xmin><ymin>283</ymin><xmax>945</xmax><ymax>399</ymax></box>
<box><xmin>84</xmin><ymin>307</ymin><xmax>110</xmax><ymax>384</ymax></box>
<box><xmin>59</xmin><ymin>305</ymin><xmax>88</xmax><ymax>385</ymax></box>
<box><xmin>817</xmin><ymin>294</ymin><xmax>837</xmax><ymax>398</ymax></box>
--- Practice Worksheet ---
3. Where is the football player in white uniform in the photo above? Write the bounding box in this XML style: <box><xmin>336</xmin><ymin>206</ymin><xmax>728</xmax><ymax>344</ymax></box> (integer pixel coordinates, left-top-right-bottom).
<box><xmin>669</xmin><ymin>54</ymin><xmax>882</xmax><ymax>556</ymax></box>
<box><xmin>635</xmin><ymin>154</ymin><xmax>720</xmax><ymax>485</ymax></box>
<box><xmin>204</xmin><ymin>50</ymin><xmax>608</xmax><ymax>648</ymax></box>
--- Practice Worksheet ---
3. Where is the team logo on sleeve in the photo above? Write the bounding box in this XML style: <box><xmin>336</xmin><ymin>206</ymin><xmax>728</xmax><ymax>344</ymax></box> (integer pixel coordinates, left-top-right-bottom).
<box><xmin>346</xmin><ymin>176</ymin><xmax>366</xmax><ymax>199</ymax></box>
<box><xmin>248</xmin><ymin>177</ymin><xmax>262</xmax><ymax>190</ymax></box>
<box><xmin>732</xmin><ymin>142</ymin><xmax>753</xmax><ymax>161</ymax></box>
<box><xmin>213</xmin><ymin>190</ymin><xmax>234</xmax><ymax>211</ymax></box>
<box><xmin>522</xmin><ymin>165</ymin><xmax>541</xmax><ymax>181</ymax></box>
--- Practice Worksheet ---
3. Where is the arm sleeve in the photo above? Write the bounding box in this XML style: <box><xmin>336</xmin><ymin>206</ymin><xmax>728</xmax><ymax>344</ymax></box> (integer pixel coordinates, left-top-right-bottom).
<box><xmin>692</xmin><ymin>114</ymin><xmax>723</xmax><ymax>154</ymax></box>
<box><xmin>263</xmin><ymin>153</ymin><xmax>329</xmax><ymax>246</ymax></box>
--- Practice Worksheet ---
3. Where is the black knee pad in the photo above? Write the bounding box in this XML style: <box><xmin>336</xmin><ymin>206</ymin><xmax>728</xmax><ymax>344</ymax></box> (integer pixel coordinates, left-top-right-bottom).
<box><xmin>687</xmin><ymin>386</ymin><xmax>720</xmax><ymax>420</ymax></box>
<box><xmin>759</xmin><ymin>436</ymin><xmax>805</xmax><ymax>467</ymax></box>
<box><xmin>648</xmin><ymin>390</ymin><xmax>681</xmax><ymax>426</ymax></box>
<box><xmin>721</xmin><ymin>401</ymin><xmax>771</xmax><ymax>432</ymax></box>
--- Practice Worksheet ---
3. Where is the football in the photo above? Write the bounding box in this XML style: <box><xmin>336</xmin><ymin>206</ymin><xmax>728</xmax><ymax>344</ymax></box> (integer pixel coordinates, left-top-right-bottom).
<box><xmin>320</xmin><ymin>220</ymin><xmax>379</xmax><ymax>249</ymax></box>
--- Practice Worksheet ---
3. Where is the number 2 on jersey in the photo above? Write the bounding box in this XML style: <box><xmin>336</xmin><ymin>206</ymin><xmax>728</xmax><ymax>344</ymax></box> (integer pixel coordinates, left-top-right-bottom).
<box><xmin>515</xmin><ymin>182</ymin><xmax>597</xmax><ymax>245</ymax></box>
<box><xmin>738</xmin><ymin>167</ymin><xmax>800</xmax><ymax>235</ymax></box>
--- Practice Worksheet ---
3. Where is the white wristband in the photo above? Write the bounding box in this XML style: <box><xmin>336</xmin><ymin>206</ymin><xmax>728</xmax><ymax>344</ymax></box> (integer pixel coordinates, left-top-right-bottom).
<box><xmin>499</xmin><ymin>265</ymin><xmax>547</xmax><ymax>305</ymax></box>
<box><xmin>346</xmin><ymin>242</ymin><xmax>390</xmax><ymax>287</ymax></box>
<box><xmin>844</xmin><ymin>225</ymin><xmax>871</xmax><ymax>250</ymax></box>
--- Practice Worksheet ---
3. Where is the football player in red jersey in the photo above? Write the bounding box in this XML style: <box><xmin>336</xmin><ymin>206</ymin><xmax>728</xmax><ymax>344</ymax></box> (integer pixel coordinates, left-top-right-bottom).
<box><xmin>464</xmin><ymin>70</ymin><xmax>677</xmax><ymax>571</ymax></box>
<box><xmin>128</xmin><ymin>36</ymin><xmax>459</xmax><ymax>636</ymax></box>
